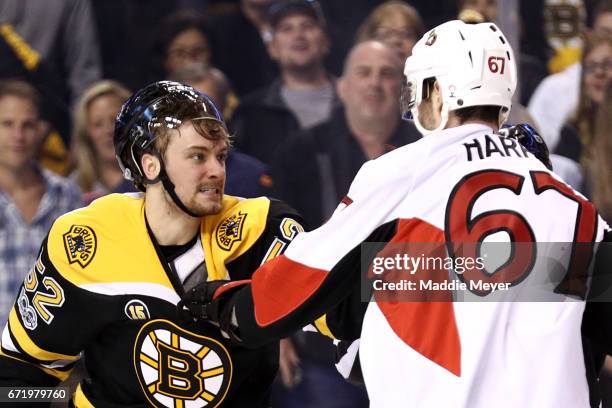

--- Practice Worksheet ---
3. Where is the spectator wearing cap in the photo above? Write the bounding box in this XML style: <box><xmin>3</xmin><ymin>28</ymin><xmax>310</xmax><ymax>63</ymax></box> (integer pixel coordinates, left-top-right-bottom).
<box><xmin>230</xmin><ymin>0</ymin><xmax>341</xmax><ymax>165</ymax></box>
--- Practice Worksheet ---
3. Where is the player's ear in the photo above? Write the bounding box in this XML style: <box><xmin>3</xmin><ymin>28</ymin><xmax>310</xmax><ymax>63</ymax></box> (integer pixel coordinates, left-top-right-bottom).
<box><xmin>141</xmin><ymin>153</ymin><xmax>161</xmax><ymax>180</ymax></box>
<box><xmin>433</xmin><ymin>80</ymin><xmax>443</xmax><ymax>112</ymax></box>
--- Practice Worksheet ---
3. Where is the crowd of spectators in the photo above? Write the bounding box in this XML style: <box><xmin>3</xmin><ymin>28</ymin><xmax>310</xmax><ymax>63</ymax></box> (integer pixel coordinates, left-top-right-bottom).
<box><xmin>0</xmin><ymin>0</ymin><xmax>611</xmax><ymax>406</ymax></box>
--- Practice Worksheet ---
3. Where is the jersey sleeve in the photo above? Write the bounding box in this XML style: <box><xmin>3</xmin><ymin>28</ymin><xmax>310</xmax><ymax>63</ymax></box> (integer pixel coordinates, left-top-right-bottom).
<box><xmin>228</xmin><ymin>162</ymin><xmax>402</xmax><ymax>347</ymax></box>
<box><xmin>256</xmin><ymin>199</ymin><xmax>309</xmax><ymax>265</ymax></box>
<box><xmin>0</xmin><ymin>232</ymin><xmax>115</xmax><ymax>386</ymax></box>
<box><xmin>224</xmin><ymin>199</ymin><xmax>307</xmax><ymax>281</ymax></box>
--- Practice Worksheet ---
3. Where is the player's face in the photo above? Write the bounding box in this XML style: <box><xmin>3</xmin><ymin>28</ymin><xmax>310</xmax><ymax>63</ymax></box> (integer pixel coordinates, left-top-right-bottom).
<box><xmin>87</xmin><ymin>94</ymin><xmax>124</xmax><ymax>165</ymax></box>
<box><xmin>163</xmin><ymin>122</ymin><xmax>228</xmax><ymax>217</ymax></box>
<box><xmin>339</xmin><ymin>42</ymin><xmax>403</xmax><ymax>121</ymax></box>
<box><xmin>583</xmin><ymin>43</ymin><xmax>612</xmax><ymax>105</ymax></box>
<box><xmin>165</xmin><ymin>28</ymin><xmax>211</xmax><ymax>73</ymax></box>
<box><xmin>269</xmin><ymin>14</ymin><xmax>329</xmax><ymax>70</ymax></box>
<box><xmin>0</xmin><ymin>95</ymin><xmax>42</xmax><ymax>172</ymax></box>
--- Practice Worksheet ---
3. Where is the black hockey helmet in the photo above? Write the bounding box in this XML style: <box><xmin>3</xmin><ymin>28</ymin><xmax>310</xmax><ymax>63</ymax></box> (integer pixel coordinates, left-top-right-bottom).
<box><xmin>114</xmin><ymin>80</ymin><xmax>226</xmax><ymax>192</ymax></box>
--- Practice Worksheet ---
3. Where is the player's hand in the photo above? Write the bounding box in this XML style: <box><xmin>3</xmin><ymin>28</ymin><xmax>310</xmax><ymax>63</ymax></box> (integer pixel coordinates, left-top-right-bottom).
<box><xmin>500</xmin><ymin>123</ymin><xmax>553</xmax><ymax>170</ymax></box>
<box><xmin>178</xmin><ymin>279</ymin><xmax>250</xmax><ymax>342</ymax></box>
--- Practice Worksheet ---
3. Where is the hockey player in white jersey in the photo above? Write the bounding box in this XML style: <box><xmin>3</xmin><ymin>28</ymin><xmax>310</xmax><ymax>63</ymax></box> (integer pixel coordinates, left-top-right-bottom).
<box><xmin>181</xmin><ymin>20</ymin><xmax>610</xmax><ymax>407</ymax></box>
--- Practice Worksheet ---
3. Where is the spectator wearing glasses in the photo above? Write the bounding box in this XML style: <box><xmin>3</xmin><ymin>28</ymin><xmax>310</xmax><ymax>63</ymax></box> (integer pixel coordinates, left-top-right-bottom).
<box><xmin>355</xmin><ymin>1</ymin><xmax>425</xmax><ymax>63</ymax></box>
<box><xmin>555</xmin><ymin>33</ymin><xmax>612</xmax><ymax>182</ymax></box>
<box><xmin>152</xmin><ymin>10</ymin><xmax>214</xmax><ymax>82</ymax></box>
<box><xmin>560</xmin><ymin>32</ymin><xmax>612</xmax><ymax>161</ymax></box>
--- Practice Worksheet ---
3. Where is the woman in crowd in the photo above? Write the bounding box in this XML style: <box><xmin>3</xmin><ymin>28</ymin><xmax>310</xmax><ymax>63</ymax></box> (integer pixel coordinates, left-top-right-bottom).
<box><xmin>356</xmin><ymin>0</ymin><xmax>425</xmax><ymax>62</ymax></box>
<box><xmin>72</xmin><ymin>80</ymin><xmax>133</xmax><ymax>203</ymax></box>
<box><xmin>152</xmin><ymin>11</ymin><xmax>214</xmax><ymax>80</ymax></box>
<box><xmin>555</xmin><ymin>33</ymin><xmax>612</xmax><ymax>192</ymax></box>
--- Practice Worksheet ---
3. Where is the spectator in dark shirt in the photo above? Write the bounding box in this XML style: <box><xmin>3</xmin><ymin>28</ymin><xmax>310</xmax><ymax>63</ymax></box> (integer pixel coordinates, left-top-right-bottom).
<box><xmin>231</xmin><ymin>0</ymin><xmax>339</xmax><ymax>165</ymax></box>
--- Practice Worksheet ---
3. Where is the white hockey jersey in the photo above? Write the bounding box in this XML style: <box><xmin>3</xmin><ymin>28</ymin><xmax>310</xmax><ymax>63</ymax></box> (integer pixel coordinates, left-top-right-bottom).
<box><xmin>230</xmin><ymin>123</ymin><xmax>608</xmax><ymax>407</ymax></box>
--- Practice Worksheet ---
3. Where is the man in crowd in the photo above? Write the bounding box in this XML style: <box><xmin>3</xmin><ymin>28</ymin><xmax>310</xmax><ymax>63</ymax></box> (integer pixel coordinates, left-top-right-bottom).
<box><xmin>0</xmin><ymin>80</ymin><xmax>81</xmax><ymax>324</ymax></box>
<box><xmin>231</xmin><ymin>0</ymin><xmax>339</xmax><ymax>165</ymax></box>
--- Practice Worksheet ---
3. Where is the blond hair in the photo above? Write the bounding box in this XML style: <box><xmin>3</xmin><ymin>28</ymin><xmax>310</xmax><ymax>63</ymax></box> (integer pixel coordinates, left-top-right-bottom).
<box><xmin>72</xmin><ymin>80</ymin><xmax>131</xmax><ymax>192</ymax></box>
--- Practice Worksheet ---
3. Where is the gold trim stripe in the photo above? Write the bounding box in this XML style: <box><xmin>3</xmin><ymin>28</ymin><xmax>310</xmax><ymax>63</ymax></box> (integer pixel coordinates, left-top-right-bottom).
<box><xmin>73</xmin><ymin>383</ymin><xmax>95</xmax><ymax>408</ymax></box>
<box><xmin>0</xmin><ymin>347</ymin><xmax>71</xmax><ymax>381</ymax></box>
<box><xmin>313</xmin><ymin>315</ymin><xmax>335</xmax><ymax>339</ymax></box>
<box><xmin>8</xmin><ymin>308</ymin><xmax>79</xmax><ymax>361</ymax></box>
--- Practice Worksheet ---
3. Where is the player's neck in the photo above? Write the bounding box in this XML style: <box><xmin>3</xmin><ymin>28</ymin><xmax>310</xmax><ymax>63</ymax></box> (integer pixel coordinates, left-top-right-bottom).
<box><xmin>144</xmin><ymin>188</ymin><xmax>201</xmax><ymax>246</ymax></box>
<box><xmin>446</xmin><ymin>114</ymin><xmax>498</xmax><ymax>132</ymax></box>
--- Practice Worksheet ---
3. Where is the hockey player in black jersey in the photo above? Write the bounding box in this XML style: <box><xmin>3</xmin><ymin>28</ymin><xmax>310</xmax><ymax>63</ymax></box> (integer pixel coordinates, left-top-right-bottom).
<box><xmin>0</xmin><ymin>81</ymin><xmax>305</xmax><ymax>407</ymax></box>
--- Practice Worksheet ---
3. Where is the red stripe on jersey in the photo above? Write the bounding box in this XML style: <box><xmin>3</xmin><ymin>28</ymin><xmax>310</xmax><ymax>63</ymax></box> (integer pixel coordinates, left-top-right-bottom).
<box><xmin>375</xmin><ymin>218</ymin><xmax>462</xmax><ymax>376</ymax></box>
<box><xmin>341</xmin><ymin>196</ymin><xmax>353</xmax><ymax>206</ymax></box>
<box><xmin>252</xmin><ymin>255</ymin><xmax>327</xmax><ymax>327</ymax></box>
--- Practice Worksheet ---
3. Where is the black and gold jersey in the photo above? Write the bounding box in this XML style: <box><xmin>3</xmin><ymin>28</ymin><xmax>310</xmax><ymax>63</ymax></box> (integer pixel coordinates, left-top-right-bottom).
<box><xmin>0</xmin><ymin>193</ymin><xmax>304</xmax><ymax>407</ymax></box>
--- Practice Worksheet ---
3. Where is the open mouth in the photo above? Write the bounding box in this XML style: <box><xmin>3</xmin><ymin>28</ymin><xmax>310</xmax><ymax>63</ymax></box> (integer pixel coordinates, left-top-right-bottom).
<box><xmin>199</xmin><ymin>187</ymin><xmax>220</xmax><ymax>194</ymax></box>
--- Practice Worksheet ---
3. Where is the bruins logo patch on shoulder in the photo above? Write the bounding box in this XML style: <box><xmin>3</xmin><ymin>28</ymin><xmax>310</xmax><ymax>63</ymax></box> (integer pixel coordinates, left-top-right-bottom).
<box><xmin>216</xmin><ymin>211</ymin><xmax>247</xmax><ymax>251</ymax></box>
<box><xmin>134</xmin><ymin>320</ymin><xmax>233</xmax><ymax>408</ymax></box>
<box><xmin>62</xmin><ymin>225</ymin><xmax>97</xmax><ymax>268</ymax></box>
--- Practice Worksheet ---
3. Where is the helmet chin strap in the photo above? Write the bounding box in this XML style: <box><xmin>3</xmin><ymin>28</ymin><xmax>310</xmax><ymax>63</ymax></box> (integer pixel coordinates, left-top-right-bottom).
<box><xmin>412</xmin><ymin>102</ymin><xmax>449</xmax><ymax>136</ymax></box>
<box><xmin>144</xmin><ymin>155</ymin><xmax>201</xmax><ymax>218</ymax></box>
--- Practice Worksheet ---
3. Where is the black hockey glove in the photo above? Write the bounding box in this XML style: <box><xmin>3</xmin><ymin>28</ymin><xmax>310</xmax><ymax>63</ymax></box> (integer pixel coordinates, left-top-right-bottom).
<box><xmin>178</xmin><ymin>279</ymin><xmax>250</xmax><ymax>343</ymax></box>
<box><xmin>500</xmin><ymin>123</ymin><xmax>553</xmax><ymax>170</ymax></box>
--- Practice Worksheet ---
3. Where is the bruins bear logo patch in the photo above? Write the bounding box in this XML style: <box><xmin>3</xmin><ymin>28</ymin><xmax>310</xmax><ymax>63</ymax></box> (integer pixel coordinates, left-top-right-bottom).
<box><xmin>216</xmin><ymin>211</ymin><xmax>247</xmax><ymax>251</ymax></box>
<box><xmin>62</xmin><ymin>225</ymin><xmax>97</xmax><ymax>268</ymax></box>
<box><xmin>134</xmin><ymin>320</ymin><xmax>233</xmax><ymax>408</ymax></box>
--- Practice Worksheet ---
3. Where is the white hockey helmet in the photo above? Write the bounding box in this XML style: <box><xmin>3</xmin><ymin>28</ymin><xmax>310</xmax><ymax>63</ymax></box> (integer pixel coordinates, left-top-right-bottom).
<box><xmin>402</xmin><ymin>20</ymin><xmax>517</xmax><ymax>135</ymax></box>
